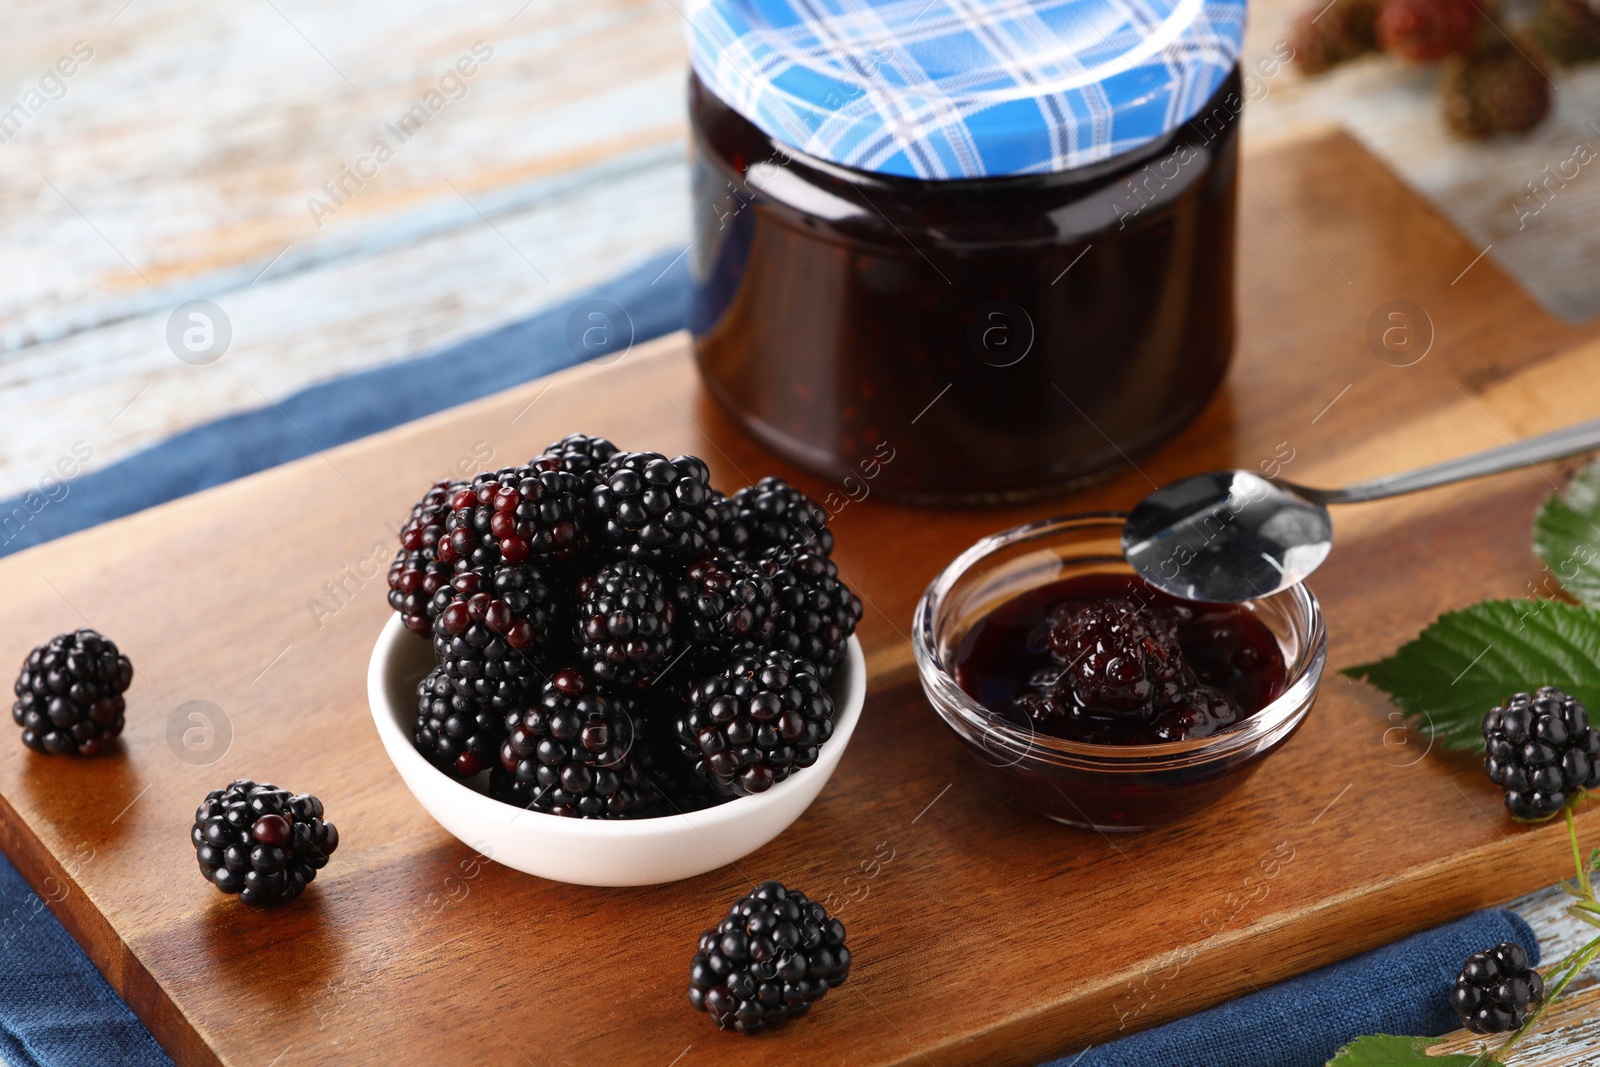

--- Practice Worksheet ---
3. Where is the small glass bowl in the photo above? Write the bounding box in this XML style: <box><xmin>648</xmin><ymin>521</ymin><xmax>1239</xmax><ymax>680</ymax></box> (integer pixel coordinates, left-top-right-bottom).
<box><xmin>913</xmin><ymin>513</ymin><xmax>1327</xmax><ymax>831</ymax></box>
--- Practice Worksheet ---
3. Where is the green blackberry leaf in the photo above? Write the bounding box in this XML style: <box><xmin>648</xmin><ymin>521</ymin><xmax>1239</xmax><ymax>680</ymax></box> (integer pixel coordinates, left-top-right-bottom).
<box><xmin>1346</xmin><ymin>600</ymin><xmax>1600</xmax><ymax>752</ymax></box>
<box><xmin>1325</xmin><ymin>1034</ymin><xmax>1502</xmax><ymax>1065</ymax></box>
<box><xmin>1534</xmin><ymin>458</ymin><xmax>1600</xmax><ymax>608</ymax></box>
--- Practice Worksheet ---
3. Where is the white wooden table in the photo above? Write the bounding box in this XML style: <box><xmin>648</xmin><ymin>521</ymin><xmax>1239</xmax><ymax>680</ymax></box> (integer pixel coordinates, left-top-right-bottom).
<box><xmin>2</xmin><ymin>0</ymin><xmax>1599</xmax><ymax>1060</ymax></box>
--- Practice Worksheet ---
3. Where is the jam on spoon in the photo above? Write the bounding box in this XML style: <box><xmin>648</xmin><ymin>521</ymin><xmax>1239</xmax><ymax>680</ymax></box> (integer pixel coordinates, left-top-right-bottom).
<box><xmin>953</xmin><ymin>573</ymin><xmax>1286</xmax><ymax>745</ymax></box>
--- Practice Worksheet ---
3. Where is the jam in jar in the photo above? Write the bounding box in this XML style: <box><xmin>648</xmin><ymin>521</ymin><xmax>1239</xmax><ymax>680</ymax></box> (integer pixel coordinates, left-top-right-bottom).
<box><xmin>685</xmin><ymin>0</ymin><xmax>1248</xmax><ymax>503</ymax></box>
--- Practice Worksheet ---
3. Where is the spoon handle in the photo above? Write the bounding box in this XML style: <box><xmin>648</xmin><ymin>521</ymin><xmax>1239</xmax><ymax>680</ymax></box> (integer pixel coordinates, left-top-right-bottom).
<box><xmin>1303</xmin><ymin>416</ymin><xmax>1600</xmax><ymax>505</ymax></box>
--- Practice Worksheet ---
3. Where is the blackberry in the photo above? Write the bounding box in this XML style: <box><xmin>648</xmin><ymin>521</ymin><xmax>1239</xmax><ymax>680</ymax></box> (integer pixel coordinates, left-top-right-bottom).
<box><xmin>191</xmin><ymin>780</ymin><xmax>338</xmax><ymax>907</ymax></box>
<box><xmin>12</xmin><ymin>629</ymin><xmax>133</xmax><ymax>756</ymax></box>
<box><xmin>1292</xmin><ymin>0</ymin><xmax>1380</xmax><ymax>73</ymax></box>
<box><xmin>732</xmin><ymin>477</ymin><xmax>833</xmax><ymax>555</ymax></box>
<box><xmin>1377</xmin><ymin>0</ymin><xmax>1478</xmax><ymax>60</ymax></box>
<box><xmin>688</xmin><ymin>881</ymin><xmax>850</xmax><ymax>1034</ymax></box>
<box><xmin>675</xmin><ymin>551</ymin><xmax>778</xmax><ymax>660</ymax></box>
<box><xmin>415</xmin><ymin>665</ymin><xmax>504</xmax><ymax>778</ymax></box>
<box><xmin>1483</xmin><ymin>687</ymin><xmax>1600</xmax><ymax>818</ymax></box>
<box><xmin>387</xmin><ymin>480</ymin><xmax>459</xmax><ymax>637</ymax></box>
<box><xmin>1533</xmin><ymin>0</ymin><xmax>1600</xmax><ymax>63</ymax></box>
<box><xmin>431</xmin><ymin>568</ymin><xmax>559</xmax><ymax>713</ymax></box>
<box><xmin>678</xmin><ymin>651</ymin><xmax>834</xmax><ymax>795</ymax></box>
<box><xmin>490</xmin><ymin>668</ymin><xmax>656</xmax><ymax>817</ymax></box>
<box><xmin>706</xmin><ymin>489</ymin><xmax>751</xmax><ymax>555</ymax></box>
<box><xmin>438</xmin><ymin>465</ymin><xmax>587</xmax><ymax>571</ymax></box>
<box><xmin>1019</xmin><ymin>598</ymin><xmax>1242</xmax><ymax>743</ymax></box>
<box><xmin>1443</xmin><ymin>47</ymin><xmax>1552</xmax><ymax>138</ymax></box>
<box><xmin>590</xmin><ymin>452</ymin><xmax>715</xmax><ymax>562</ymax></box>
<box><xmin>1452</xmin><ymin>941</ymin><xmax>1543</xmax><ymax>1033</ymax></box>
<box><xmin>577</xmin><ymin>561</ymin><xmax>679</xmax><ymax>689</ymax></box>
<box><xmin>758</xmin><ymin>548</ymin><xmax>862</xmax><ymax>682</ymax></box>
<box><xmin>534</xmin><ymin>432</ymin><xmax>620</xmax><ymax>491</ymax></box>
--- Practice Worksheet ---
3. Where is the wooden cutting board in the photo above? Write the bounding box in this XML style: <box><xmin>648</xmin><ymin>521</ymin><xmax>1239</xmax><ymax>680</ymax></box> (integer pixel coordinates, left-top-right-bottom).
<box><xmin>3</xmin><ymin>130</ymin><xmax>1599</xmax><ymax>1067</ymax></box>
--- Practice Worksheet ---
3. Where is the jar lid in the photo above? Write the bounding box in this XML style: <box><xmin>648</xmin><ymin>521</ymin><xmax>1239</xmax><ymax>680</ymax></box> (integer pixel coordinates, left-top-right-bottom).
<box><xmin>685</xmin><ymin>0</ymin><xmax>1244</xmax><ymax>180</ymax></box>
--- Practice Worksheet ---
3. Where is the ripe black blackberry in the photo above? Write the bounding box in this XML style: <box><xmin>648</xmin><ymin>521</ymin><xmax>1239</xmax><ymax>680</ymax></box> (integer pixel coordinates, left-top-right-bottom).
<box><xmin>638</xmin><ymin>714</ymin><xmax>727</xmax><ymax>812</ymax></box>
<box><xmin>675</xmin><ymin>551</ymin><xmax>777</xmax><ymax>660</ymax></box>
<box><xmin>1483</xmin><ymin>687</ymin><xmax>1600</xmax><ymax>819</ymax></box>
<box><xmin>577</xmin><ymin>560</ymin><xmax>679</xmax><ymax>689</ymax></box>
<box><xmin>688</xmin><ymin>881</ymin><xmax>850</xmax><ymax>1034</ymax></box>
<box><xmin>706</xmin><ymin>489</ymin><xmax>751</xmax><ymax>555</ymax></box>
<box><xmin>590</xmin><ymin>452</ymin><xmax>715</xmax><ymax>562</ymax></box>
<box><xmin>415</xmin><ymin>665</ymin><xmax>504</xmax><ymax>778</ymax></box>
<box><xmin>678</xmin><ymin>651</ymin><xmax>834</xmax><ymax>795</ymax></box>
<box><xmin>387</xmin><ymin>480</ymin><xmax>460</xmax><ymax>637</ymax></box>
<box><xmin>12</xmin><ymin>629</ymin><xmax>133</xmax><ymax>756</ymax></box>
<box><xmin>191</xmin><ymin>780</ymin><xmax>338</xmax><ymax>907</ymax></box>
<box><xmin>438</xmin><ymin>465</ymin><xmax>587</xmax><ymax>571</ymax></box>
<box><xmin>732</xmin><ymin>477</ymin><xmax>833</xmax><ymax>555</ymax></box>
<box><xmin>758</xmin><ymin>548</ymin><xmax>862</xmax><ymax>682</ymax></box>
<box><xmin>534</xmin><ymin>432</ymin><xmax>620</xmax><ymax>491</ymax></box>
<box><xmin>431</xmin><ymin>569</ymin><xmax>558</xmax><ymax>713</ymax></box>
<box><xmin>1452</xmin><ymin>941</ymin><xmax>1543</xmax><ymax>1034</ymax></box>
<box><xmin>491</xmin><ymin>668</ymin><xmax>656</xmax><ymax>817</ymax></box>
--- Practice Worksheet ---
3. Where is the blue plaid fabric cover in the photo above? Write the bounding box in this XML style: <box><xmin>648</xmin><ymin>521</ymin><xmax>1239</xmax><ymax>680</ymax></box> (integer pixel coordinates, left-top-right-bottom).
<box><xmin>685</xmin><ymin>0</ymin><xmax>1246</xmax><ymax>179</ymax></box>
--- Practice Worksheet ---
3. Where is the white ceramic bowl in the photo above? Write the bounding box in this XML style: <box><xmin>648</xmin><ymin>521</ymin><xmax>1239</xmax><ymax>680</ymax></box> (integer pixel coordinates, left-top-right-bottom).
<box><xmin>367</xmin><ymin>614</ymin><xmax>866</xmax><ymax>886</ymax></box>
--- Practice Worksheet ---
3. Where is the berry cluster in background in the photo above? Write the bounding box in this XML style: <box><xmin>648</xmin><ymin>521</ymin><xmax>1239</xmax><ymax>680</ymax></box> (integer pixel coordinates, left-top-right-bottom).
<box><xmin>389</xmin><ymin>432</ymin><xmax>863</xmax><ymax>818</ymax></box>
<box><xmin>1292</xmin><ymin>0</ymin><xmax>1600</xmax><ymax>137</ymax></box>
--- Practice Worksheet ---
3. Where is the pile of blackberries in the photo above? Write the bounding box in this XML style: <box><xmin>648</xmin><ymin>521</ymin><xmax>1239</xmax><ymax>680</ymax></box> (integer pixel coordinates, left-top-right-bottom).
<box><xmin>389</xmin><ymin>433</ymin><xmax>861</xmax><ymax>818</ymax></box>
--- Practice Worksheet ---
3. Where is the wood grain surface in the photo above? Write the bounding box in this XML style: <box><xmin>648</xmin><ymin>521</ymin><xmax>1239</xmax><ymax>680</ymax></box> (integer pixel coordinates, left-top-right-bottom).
<box><xmin>2</xmin><ymin>132</ymin><xmax>1600</xmax><ymax>1066</ymax></box>
<box><xmin>6</xmin><ymin>0</ymin><xmax>1600</xmax><ymax>509</ymax></box>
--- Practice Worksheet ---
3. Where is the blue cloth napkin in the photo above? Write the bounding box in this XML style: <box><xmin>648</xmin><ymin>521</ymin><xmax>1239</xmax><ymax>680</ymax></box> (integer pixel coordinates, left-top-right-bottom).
<box><xmin>0</xmin><ymin>247</ymin><xmax>691</xmax><ymax>559</ymax></box>
<box><xmin>0</xmin><ymin>852</ymin><xmax>175</xmax><ymax>1067</ymax></box>
<box><xmin>0</xmin><ymin>248</ymin><xmax>692</xmax><ymax>1065</ymax></box>
<box><xmin>1055</xmin><ymin>908</ymin><xmax>1539</xmax><ymax>1067</ymax></box>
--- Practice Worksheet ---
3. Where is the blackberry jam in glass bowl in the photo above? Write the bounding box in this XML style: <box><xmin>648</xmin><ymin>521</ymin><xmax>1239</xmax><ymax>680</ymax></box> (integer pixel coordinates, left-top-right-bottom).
<box><xmin>913</xmin><ymin>514</ymin><xmax>1326</xmax><ymax>831</ymax></box>
<box><xmin>684</xmin><ymin>0</ymin><xmax>1249</xmax><ymax>503</ymax></box>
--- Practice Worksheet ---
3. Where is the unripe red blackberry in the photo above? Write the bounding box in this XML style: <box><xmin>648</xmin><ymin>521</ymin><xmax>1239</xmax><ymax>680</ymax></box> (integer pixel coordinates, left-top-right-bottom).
<box><xmin>688</xmin><ymin>881</ymin><xmax>850</xmax><ymax>1034</ymax></box>
<box><xmin>1377</xmin><ymin>0</ymin><xmax>1478</xmax><ymax>60</ymax></box>
<box><xmin>191</xmin><ymin>780</ymin><xmax>338</xmax><ymax>907</ymax></box>
<box><xmin>12</xmin><ymin>629</ymin><xmax>133</xmax><ymax>756</ymax></box>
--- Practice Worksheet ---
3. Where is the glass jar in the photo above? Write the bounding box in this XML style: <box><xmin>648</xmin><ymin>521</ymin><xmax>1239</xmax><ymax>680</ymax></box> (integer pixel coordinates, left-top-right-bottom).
<box><xmin>684</xmin><ymin>0</ymin><xmax>1246</xmax><ymax>504</ymax></box>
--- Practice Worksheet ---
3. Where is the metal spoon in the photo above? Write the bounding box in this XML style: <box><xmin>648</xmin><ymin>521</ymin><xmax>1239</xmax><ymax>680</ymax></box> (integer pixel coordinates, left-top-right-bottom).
<box><xmin>1121</xmin><ymin>417</ymin><xmax>1600</xmax><ymax>603</ymax></box>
